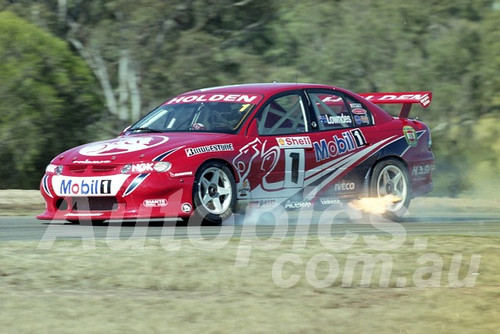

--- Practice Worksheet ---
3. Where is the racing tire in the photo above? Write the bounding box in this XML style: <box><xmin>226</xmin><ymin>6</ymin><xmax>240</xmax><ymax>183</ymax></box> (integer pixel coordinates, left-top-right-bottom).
<box><xmin>193</xmin><ymin>161</ymin><xmax>236</xmax><ymax>225</ymax></box>
<box><xmin>369</xmin><ymin>158</ymin><xmax>411</xmax><ymax>221</ymax></box>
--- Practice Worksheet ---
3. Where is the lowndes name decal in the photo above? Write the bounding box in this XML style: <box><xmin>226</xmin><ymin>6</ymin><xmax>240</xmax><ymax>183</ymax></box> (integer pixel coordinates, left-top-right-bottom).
<box><xmin>319</xmin><ymin>114</ymin><xmax>352</xmax><ymax>125</ymax></box>
<box><xmin>165</xmin><ymin>94</ymin><xmax>263</xmax><ymax>105</ymax></box>
<box><xmin>185</xmin><ymin>143</ymin><xmax>234</xmax><ymax>157</ymax></box>
<box><xmin>79</xmin><ymin>136</ymin><xmax>169</xmax><ymax>156</ymax></box>
<box><xmin>52</xmin><ymin>175</ymin><xmax>129</xmax><ymax>197</ymax></box>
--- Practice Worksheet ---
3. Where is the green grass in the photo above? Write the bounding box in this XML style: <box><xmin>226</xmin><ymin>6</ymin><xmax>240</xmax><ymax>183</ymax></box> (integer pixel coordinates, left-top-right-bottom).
<box><xmin>0</xmin><ymin>190</ymin><xmax>44</xmax><ymax>216</ymax></box>
<box><xmin>1</xmin><ymin>236</ymin><xmax>499</xmax><ymax>333</ymax></box>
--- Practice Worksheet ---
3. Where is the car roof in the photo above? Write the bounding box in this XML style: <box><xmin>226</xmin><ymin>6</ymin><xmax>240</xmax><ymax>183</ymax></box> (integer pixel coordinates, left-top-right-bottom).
<box><xmin>175</xmin><ymin>82</ymin><xmax>394</xmax><ymax>124</ymax></box>
<box><xmin>182</xmin><ymin>83</ymin><xmax>349</xmax><ymax>97</ymax></box>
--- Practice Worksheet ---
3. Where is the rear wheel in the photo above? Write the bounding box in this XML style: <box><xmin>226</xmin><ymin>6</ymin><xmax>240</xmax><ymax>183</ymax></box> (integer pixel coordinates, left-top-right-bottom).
<box><xmin>193</xmin><ymin>162</ymin><xmax>236</xmax><ymax>225</ymax></box>
<box><xmin>370</xmin><ymin>159</ymin><xmax>411</xmax><ymax>221</ymax></box>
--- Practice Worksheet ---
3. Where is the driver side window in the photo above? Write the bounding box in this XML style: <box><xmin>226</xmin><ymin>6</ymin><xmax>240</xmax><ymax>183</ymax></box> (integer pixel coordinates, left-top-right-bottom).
<box><xmin>257</xmin><ymin>93</ymin><xmax>308</xmax><ymax>135</ymax></box>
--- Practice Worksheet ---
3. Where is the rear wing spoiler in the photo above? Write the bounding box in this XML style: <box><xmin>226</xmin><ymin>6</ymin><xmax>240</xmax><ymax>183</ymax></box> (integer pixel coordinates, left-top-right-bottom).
<box><xmin>358</xmin><ymin>91</ymin><xmax>432</xmax><ymax>118</ymax></box>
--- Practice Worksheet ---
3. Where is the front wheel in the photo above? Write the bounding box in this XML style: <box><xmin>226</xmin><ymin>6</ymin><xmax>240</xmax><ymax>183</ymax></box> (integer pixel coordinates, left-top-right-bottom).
<box><xmin>370</xmin><ymin>159</ymin><xmax>411</xmax><ymax>221</ymax></box>
<box><xmin>193</xmin><ymin>162</ymin><xmax>236</xmax><ymax>225</ymax></box>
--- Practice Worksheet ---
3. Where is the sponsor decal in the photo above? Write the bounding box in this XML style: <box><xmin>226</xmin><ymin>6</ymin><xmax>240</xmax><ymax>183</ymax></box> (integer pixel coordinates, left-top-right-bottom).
<box><xmin>313</xmin><ymin>129</ymin><xmax>367</xmax><ymax>162</ymax></box>
<box><xmin>143</xmin><ymin>199</ymin><xmax>168</xmax><ymax>207</ymax></box>
<box><xmin>420</xmin><ymin>94</ymin><xmax>431</xmax><ymax>107</ymax></box>
<box><xmin>131</xmin><ymin>163</ymin><xmax>154</xmax><ymax>173</ymax></box>
<box><xmin>350</xmin><ymin>103</ymin><xmax>363</xmax><ymax>109</ymax></box>
<box><xmin>276</xmin><ymin>136</ymin><xmax>312</xmax><ymax>149</ymax></box>
<box><xmin>403</xmin><ymin>126</ymin><xmax>418</xmax><ymax>147</ymax></box>
<box><xmin>321</xmin><ymin>96</ymin><xmax>343</xmax><ymax>103</ymax></box>
<box><xmin>319</xmin><ymin>197</ymin><xmax>342</xmax><ymax>206</ymax></box>
<box><xmin>359</xmin><ymin>92</ymin><xmax>432</xmax><ymax>108</ymax></box>
<box><xmin>52</xmin><ymin>175</ymin><xmax>129</xmax><ymax>197</ymax></box>
<box><xmin>334</xmin><ymin>182</ymin><xmax>355</xmax><ymax>191</ymax></box>
<box><xmin>237</xmin><ymin>179</ymin><xmax>251</xmax><ymax>197</ymax></box>
<box><xmin>360</xmin><ymin>115</ymin><xmax>370</xmax><ymax>124</ymax></box>
<box><xmin>319</xmin><ymin>114</ymin><xmax>352</xmax><ymax>125</ymax></box>
<box><xmin>181</xmin><ymin>203</ymin><xmax>192</xmax><ymax>213</ymax></box>
<box><xmin>165</xmin><ymin>94</ymin><xmax>262</xmax><ymax>105</ymax></box>
<box><xmin>284</xmin><ymin>200</ymin><xmax>312</xmax><ymax>210</ymax></box>
<box><xmin>364</xmin><ymin>93</ymin><xmax>428</xmax><ymax>103</ymax></box>
<box><xmin>170</xmin><ymin>171</ymin><xmax>193</xmax><ymax>178</ymax></box>
<box><xmin>185</xmin><ymin>143</ymin><xmax>234</xmax><ymax>157</ymax></box>
<box><xmin>248</xmin><ymin>200</ymin><xmax>276</xmax><ymax>209</ymax></box>
<box><xmin>354</xmin><ymin>115</ymin><xmax>362</xmax><ymax>125</ymax></box>
<box><xmin>79</xmin><ymin>136</ymin><xmax>168</xmax><ymax>156</ymax></box>
<box><xmin>351</xmin><ymin>108</ymin><xmax>367</xmax><ymax>115</ymax></box>
<box><xmin>73</xmin><ymin>159</ymin><xmax>111</xmax><ymax>164</ymax></box>
<box><xmin>412</xmin><ymin>164</ymin><xmax>432</xmax><ymax>177</ymax></box>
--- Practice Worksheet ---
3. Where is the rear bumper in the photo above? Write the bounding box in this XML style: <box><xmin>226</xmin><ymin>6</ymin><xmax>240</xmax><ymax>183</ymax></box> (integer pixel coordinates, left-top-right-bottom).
<box><xmin>409</xmin><ymin>160</ymin><xmax>434</xmax><ymax>197</ymax></box>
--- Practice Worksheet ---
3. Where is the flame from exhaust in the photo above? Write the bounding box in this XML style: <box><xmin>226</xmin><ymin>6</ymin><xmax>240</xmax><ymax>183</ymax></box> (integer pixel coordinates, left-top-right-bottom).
<box><xmin>349</xmin><ymin>195</ymin><xmax>401</xmax><ymax>214</ymax></box>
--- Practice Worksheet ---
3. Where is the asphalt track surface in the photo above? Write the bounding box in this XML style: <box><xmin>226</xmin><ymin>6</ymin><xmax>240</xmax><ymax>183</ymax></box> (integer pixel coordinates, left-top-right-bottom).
<box><xmin>1</xmin><ymin>209</ymin><xmax>499</xmax><ymax>242</ymax></box>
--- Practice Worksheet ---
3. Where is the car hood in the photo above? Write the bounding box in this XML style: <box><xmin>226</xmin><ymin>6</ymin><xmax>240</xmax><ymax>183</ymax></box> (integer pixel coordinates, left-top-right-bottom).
<box><xmin>54</xmin><ymin>133</ymin><xmax>237</xmax><ymax>164</ymax></box>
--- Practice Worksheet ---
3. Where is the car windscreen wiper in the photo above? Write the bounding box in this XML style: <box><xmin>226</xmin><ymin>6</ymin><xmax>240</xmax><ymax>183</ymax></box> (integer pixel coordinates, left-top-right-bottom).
<box><xmin>129</xmin><ymin>126</ymin><xmax>164</xmax><ymax>133</ymax></box>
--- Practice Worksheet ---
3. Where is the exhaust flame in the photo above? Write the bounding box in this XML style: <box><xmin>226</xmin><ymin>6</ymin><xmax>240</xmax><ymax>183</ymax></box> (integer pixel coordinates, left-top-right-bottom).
<box><xmin>349</xmin><ymin>195</ymin><xmax>401</xmax><ymax>214</ymax></box>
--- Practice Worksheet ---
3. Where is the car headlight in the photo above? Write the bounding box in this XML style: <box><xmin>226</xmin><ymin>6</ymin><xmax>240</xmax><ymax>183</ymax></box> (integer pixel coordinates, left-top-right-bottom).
<box><xmin>153</xmin><ymin>161</ymin><xmax>171</xmax><ymax>173</ymax></box>
<box><xmin>46</xmin><ymin>164</ymin><xmax>63</xmax><ymax>175</ymax></box>
<box><xmin>121</xmin><ymin>164</ymin><xmax>132</xmax><ymax>174</ymax></box>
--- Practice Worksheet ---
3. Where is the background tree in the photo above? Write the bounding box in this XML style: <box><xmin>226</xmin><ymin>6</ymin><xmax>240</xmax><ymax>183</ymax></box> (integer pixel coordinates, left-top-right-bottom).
<box><xmin>3</xmin><ymin>0</ymin><xmax>277</xmax><ymax>137</ymax></box>
<box><xmin>0</xmin><ymin>11</ymin><xmax>101</xmax><ymax>188</ymax></box>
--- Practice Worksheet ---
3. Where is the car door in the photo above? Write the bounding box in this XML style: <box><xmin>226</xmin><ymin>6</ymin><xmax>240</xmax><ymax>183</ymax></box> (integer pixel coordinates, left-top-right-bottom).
<box><xmin>304</xmin><ymin>89</ymin><xmax>370</xmax><ymax>200</ymax></box>
<box><xmin>244</xmin><ymin>91</ymin><xmax>317</xmax><ymax>204</ymax></box>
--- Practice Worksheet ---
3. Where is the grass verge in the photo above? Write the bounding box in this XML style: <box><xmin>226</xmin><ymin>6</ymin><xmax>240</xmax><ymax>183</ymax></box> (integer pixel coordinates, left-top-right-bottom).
<box><xmin>0</xmin><ymin>190</ymin><xmax>44</xmax><ymax>216</ymax></box>
<box><xmin>1</xmin><ymin>236</ymin><xmax>499</xmax><ymax>333</ymax></box>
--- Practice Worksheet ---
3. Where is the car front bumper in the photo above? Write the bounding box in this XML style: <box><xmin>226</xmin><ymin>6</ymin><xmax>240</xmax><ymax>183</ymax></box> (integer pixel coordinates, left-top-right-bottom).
<box><xmin>37</xmin><ymin>172</ymin><xmax>195</xmax><ymax>221</ymax></box>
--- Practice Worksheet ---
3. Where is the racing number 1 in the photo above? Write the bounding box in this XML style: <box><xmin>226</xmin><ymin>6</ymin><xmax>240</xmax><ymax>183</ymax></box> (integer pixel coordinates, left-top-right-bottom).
<box><xmin>284</xmin><ymin>149</ymin><xmax>305</xmax><ymax>187</ymax></box>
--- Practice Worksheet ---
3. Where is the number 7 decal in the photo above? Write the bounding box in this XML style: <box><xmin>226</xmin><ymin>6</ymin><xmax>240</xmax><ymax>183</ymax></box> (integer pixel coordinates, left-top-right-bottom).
<box><xmin>284</xmin><ymin>149</ymin><xmax>305</xmax><ymax>187</ymax></box>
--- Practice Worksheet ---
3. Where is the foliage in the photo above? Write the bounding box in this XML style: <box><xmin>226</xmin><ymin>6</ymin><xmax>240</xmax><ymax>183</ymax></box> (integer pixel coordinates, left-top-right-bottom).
<box><xmin>0</xmin><ymin>0</ymin><xmax>498</xmax><ymax>194</ymax></box>
<box><xmin>0</xmin><ymin>11</ymin><xmax>101</xmax><ymax>188</ymax></box>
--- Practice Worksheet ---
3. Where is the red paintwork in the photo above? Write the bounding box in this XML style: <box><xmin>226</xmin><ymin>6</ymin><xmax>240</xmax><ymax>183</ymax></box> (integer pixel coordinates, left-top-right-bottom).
<box><xmin>37</xmin><ymin>83</ymin><xmax>434</xmax><ymax>221</ymax></box>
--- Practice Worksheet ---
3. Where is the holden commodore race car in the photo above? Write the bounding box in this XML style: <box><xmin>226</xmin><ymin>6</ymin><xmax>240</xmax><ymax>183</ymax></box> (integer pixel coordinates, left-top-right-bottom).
<box><xmin>37</xmin><ymin>83</ymin><xmax>433</xmax><ymax>224</ymax></box>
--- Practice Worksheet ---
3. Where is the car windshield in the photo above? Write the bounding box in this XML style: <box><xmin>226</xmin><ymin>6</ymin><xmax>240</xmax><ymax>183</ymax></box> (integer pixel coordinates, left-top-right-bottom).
<box><xmin>128</xmin><ymin>93</ymin><xmax>262</xmax><ymax>134</ymax></box>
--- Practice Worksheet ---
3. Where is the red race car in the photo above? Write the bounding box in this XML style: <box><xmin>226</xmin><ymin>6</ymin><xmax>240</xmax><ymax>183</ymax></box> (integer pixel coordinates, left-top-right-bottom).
<box><xmin>38</xmin><ymin>83</ymin><xmax>433</xmax><ymax>224</ymax></box>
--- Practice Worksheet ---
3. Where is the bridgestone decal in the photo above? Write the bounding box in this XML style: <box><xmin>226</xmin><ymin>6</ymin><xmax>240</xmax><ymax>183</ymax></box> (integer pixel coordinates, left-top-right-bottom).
<box><xmin>185</xmin><ymin>144</ymin><xmax>234</xmax><ymax>157</ymax></box>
